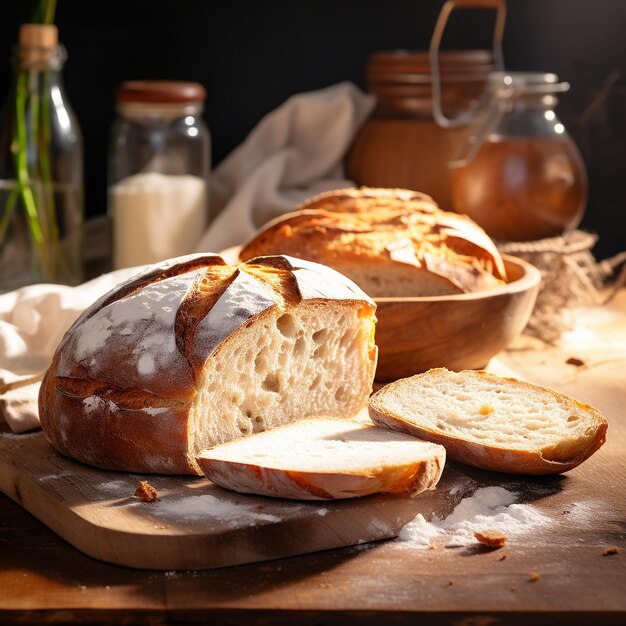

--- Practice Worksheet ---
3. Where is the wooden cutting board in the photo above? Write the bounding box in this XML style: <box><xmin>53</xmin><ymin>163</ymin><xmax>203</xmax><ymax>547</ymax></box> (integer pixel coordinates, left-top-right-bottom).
<box><xmin>0</xmin><ymin>421</ymin><xmax>435</xmax><ymax>571</ymax></box>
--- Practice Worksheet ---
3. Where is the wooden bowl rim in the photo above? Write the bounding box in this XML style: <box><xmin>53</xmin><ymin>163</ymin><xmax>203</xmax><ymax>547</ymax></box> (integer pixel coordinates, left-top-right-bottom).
<box><xmin>374</xmin><ymin>254</ymin><xmax>541</xmax><ymax>304</ymax></box>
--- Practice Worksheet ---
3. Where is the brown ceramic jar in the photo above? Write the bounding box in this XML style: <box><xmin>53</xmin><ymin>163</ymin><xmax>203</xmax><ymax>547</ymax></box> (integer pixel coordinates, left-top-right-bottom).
<box><xmin>346</xmin><ymin>49</ymin><xmax>494</xmax><ymax>211</ymax></box>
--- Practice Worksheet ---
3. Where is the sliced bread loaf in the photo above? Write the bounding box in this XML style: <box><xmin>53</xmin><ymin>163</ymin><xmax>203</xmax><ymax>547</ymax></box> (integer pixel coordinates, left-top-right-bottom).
<box><xmin>196</xmin><ymin>417</ymin><xmax>446</xmax><ymax>500</ymax></box>
<box><xmin>39</xmin><ymin>254</ymin><xmax>377</xmax><ymax>475</ymax></box>
<box><xmin>368</xmin><ymin>368</ymin><xmax>608</xmax><ymax>475</ymax></box>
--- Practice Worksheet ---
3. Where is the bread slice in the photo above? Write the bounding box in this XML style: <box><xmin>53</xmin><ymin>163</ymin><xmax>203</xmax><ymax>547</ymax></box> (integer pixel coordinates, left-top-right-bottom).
<box><xmin>196</xmin><ymin>417</ymin><xmax>446</xmax><ymax>500</ymax></box>
<box><xmin>368</xmin><ymin>368</ymin><xmax>608</xmax><ymax>475</ymax></box>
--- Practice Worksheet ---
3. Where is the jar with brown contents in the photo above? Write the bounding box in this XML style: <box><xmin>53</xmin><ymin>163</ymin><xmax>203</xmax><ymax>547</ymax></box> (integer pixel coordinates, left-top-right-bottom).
<box><xmin>450</xmin><ymin>72</ymin><xmax>587</xmax><ymax>241</ymax></box>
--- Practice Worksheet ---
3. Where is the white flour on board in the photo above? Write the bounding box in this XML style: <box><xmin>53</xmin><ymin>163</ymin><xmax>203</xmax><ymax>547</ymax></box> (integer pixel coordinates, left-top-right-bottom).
<box><xmin>150</xmin><ymin>494</ymin><xmax>282</xmax><ymax>526</ymax></box>
<box><xmin>398</xmin><ymin>486</ymin><xmax>551</xmax><ymax>548</ymax></box>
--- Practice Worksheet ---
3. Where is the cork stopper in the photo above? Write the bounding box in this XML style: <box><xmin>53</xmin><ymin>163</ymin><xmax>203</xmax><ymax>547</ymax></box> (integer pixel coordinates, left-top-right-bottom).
<box><xmin>19</xmin><ymin>23</ymin><xmax>58</xmax><ymax>48</ymax></box>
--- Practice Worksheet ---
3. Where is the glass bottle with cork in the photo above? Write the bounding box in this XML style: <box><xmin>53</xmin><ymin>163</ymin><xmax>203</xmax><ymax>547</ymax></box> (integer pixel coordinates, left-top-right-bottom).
<box><xmin>108</xmin><ymin>80</ymin><xmax>211</xmax><ymax>270</ymax></box>
<box><xmin>0</xmin><ymin>23</ymin><xmax>84</xmax><ymax>291</ymax></box>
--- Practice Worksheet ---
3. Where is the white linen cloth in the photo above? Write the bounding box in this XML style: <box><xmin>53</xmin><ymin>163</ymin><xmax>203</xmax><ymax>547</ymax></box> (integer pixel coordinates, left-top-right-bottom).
<box><xmin>0</xmin><ymin>81</ymin><xmax>375</xmax><ymax>433</ymax></box>
<box><xmin>196</xmin><ymin>81</ymin><xmax>375</xmax><ymax>252</ymax></box>
<box><xmin>0</xmin><ymin>267</ymin><xmax>141</xmax><ymax>432</ymax></box>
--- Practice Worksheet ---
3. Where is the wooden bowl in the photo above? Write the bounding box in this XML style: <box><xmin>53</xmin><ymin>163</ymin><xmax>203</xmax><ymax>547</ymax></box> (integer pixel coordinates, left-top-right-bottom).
<box><xmin>373</xmin><ymin>255</ymin><xmax>541</xmax><ymax>382</ymax></box>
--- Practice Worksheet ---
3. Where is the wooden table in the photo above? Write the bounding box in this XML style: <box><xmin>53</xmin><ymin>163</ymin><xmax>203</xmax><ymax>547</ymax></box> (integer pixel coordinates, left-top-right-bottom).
<box><xmin>2</xmin><ymin>293</ymin><xmax>625</xmax><ymax>625</ymax></box>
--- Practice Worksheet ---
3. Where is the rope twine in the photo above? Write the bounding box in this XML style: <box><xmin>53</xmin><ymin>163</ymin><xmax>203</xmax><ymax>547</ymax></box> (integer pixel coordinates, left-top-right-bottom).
<box><xmin>497</xmin><ymin>230</ymin><xmax>626</xmax><ymax>342</ymax></box>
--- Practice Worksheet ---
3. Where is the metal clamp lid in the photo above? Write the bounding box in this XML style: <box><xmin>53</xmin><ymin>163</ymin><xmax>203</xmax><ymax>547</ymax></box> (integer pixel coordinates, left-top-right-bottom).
<box><xmin>429</xmin><ymin>0</ymin><xmax>507</xmax><ymax>129</ymax></box>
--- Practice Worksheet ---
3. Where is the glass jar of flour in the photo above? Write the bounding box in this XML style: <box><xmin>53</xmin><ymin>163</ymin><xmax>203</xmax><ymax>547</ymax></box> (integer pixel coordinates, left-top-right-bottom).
<box><xmin>108</xmin><ymin>80</ymin><xmax>210</xmax><ymax>269</ymax></box>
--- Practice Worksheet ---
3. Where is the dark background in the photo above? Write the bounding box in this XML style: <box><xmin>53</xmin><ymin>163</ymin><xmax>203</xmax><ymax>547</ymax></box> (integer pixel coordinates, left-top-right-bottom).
<box><xmin>1</xmin><ymin>0</ymin><xmax>625</xmax><ymax>259</ymax></box>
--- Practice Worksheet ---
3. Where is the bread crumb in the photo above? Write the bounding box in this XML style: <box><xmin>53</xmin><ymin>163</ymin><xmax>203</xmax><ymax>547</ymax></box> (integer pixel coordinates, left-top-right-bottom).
<box><xmin>566</xmin><ymin>357</ymin><xmax>585</xmax><ymax>367</ymax></box>
<box><xmin>510</xmin><ymin>586</ymin><xmax>517</xmax><ymax>592</ymax></box>
<box><xmin>474</xmin><ymin>530</ymin><xmax>507</xmax><ymax>548</ymax></box>
<box><xmin>446</xmin><ymin>579</ymin><xmax>454</xmax><ymax>586</ymax></box>
<box><xmin>528</xmin><ymin>571</ymin><xmax>540</xmax><ymax>582</ymax></box>
<box><xmin>135</xmin><ymin>480</ymin><xmax>158</xmax><ymax>502</ymax></box>
<box><xmin>602</xmin><ymin>546</ymin><xmax>620</xmax><ymax>556</ymax></box>
<box><xmin>318</xmin><ymin>582</ymin><xmax>333</xmax><ymax>588</ymax></box>
<box><xmin>479</xmin><ymin>404</ymin><xmax>494</xmax><ymax>415</ymax></box>
<box><xmin>498</xmin><ymin>553</ymin><xmax>508</xmax><ymax>561</ymax></box>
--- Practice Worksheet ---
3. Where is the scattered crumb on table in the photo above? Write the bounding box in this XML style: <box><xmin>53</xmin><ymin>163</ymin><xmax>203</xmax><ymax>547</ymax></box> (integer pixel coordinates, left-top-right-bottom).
<box><xmin>474</xmin><ymin>530</ymin><xmax>507</xmax><ymax>548</ymax></box>
<box><xmin>135</xmin><ymin>480</ymin><xmax>158</xmax><ymax>502</ymax></box>
<box><xmin>603</xmin><ymin>546</ymin><xmax>620</xmax><ymax>556</ymax></box>
<box><xmin>566</xmin><ymin>357</ymin><xmax>585</xmax><ymax>367</ymax></box>
<box><xmin>528</xmin><ymin>571</ymin><xmax>541</xmax><ymax>582</ymax></box>
<box><xmin>498</xmin><ymin>553</ymin><xmax>508</xmax><ymax>561</ymax></box>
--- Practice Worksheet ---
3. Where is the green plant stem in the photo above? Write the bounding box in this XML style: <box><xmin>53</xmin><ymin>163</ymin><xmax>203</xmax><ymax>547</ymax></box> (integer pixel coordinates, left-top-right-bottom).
<box><xmin>0</xmin><ymin>187</ymin><xmax>19</xmax><ymax>245</ymax></box>
<box><xmin>39</xmin><ymin>70</ymin><xmax>60</xmax><ymax>244</ymax></box>
<box><xmin>13</xmin><ymin>70</ymin><xmax>52</xmax><ymax>279</ymax></box>
<box><xmin>32</xmin><ymin>0</ymin><xmax>57</xmax><ymax>24</ymax></box>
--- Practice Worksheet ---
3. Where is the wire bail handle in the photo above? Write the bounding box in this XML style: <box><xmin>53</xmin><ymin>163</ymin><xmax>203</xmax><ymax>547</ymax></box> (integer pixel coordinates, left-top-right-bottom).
<box><xmin>429</xmin><ymin>0</ymin><xmax>507</xmax><ymax>129</ymax></box>
<box><xmin>448</xmin><ymin>74</ymin><xmax>571</xmax><ymax>167</ymax></box>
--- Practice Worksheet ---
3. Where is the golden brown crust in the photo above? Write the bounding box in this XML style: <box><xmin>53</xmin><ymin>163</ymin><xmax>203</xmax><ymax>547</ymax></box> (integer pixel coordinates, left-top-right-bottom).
<box><xmin>197</xmin><ymin>455</ymin><xmax>445</xmax><ymax>500</ymax></box>
<box><xmin>39</xmin><ymin>367</ymin><xmax>196</xmax><ymax>474</ymax></box>
<box><xmin>239</xmin><ymin>187</ymin><xmax>507</xmax><ymax>297</ymax></box>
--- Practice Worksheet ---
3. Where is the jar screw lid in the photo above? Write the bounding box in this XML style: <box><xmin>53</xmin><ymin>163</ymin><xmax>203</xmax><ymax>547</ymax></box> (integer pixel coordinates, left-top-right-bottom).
<box><xmin>116</xmin><ymin>81</ymin><xmax>207</xmax><ymax>104</ymax></box>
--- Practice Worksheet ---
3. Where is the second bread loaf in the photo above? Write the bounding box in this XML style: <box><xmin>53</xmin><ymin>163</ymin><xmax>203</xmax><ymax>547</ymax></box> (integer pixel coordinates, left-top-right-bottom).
<box><xmin>239</xmin><ymin>186</ymin><xmax>507</xmax><ymax>297</ymax></box>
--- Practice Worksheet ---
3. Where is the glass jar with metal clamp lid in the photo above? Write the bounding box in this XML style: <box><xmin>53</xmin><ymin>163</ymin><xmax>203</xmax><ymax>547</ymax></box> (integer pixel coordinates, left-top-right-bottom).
<box><xmin>449</xmin><ymin>72</ymin><xmax>588</xmax><ymax>241</ymax></box>
<box><xmin>429</xmin><ymin>0</ymin><xmax>588</xmax><ymax>242</ymax></box>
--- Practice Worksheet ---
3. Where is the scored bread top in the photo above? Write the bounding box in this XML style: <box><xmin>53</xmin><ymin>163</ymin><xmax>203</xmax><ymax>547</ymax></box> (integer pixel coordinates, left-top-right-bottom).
<box><xmin>43</xmin><ymin>253</ymin><xmax>375</xmax><ymax>421</ymax></box>
<box><xmin>239</xmin><ymin>187</ymin><xmax>507</xmax><ymax>295</ymax></box>
<box><xmin>368</xmin><ymin>368</ymin><xmax>608</xmax><ymax>475</ymax></box>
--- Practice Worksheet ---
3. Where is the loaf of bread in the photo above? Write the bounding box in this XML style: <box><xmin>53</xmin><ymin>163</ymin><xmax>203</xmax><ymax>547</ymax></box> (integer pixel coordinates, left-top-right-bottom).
<box><xmin>239</xmin><ymin>187</ymin><xmax>507</xmax><ymax>297</ymax></box>
<box><xmin>368</xmin><ymin>368</ymin><xmax>608</xmax><ymax>475</ymax></box>
<box><xmin>197</xmin><ymin>417</ymin><xmax>446</xmax><ymax>500</ymax></box>
<box><xmin>39</xmin><ymin>253</ymin><xmax>377</xmax><ymax>475</ymax></box>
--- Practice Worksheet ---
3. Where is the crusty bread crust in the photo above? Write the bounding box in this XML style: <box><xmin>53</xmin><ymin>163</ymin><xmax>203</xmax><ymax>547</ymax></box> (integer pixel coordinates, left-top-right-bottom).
<box><xmin>239</xmin><ymin>187</ymin><xmax>507</xmax><ymax>297</ymax></box>
<box><xmin>39</xmin><ymin>254</ymin><xmax>377</xmax><ymax>475</ymax></box>
<box><xmin>368</xmin><ymin>369</ymin><xmax>608</xmax><ymax>475</ymax></box>
<box><xmin>196</xmin><ymin>417</ymin><xmax>446</xmax><ymax>500</ymax></box>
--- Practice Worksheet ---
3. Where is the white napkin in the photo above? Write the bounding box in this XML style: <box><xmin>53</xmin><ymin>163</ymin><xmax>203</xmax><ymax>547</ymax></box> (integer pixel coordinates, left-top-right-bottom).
<box><xmin>0</xmin><ymin>267</ymin><xmax>141</xmax><ymax>432</ymax></box>
<box><xmin>195</xmin><ymin>81</ymin><xmax>375</xmax><ymax>252</ymax></box>
<box><xmin>0</xmin><ymin>383</ymin><xmax>41</xmax><ymax>433</ymax></box>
